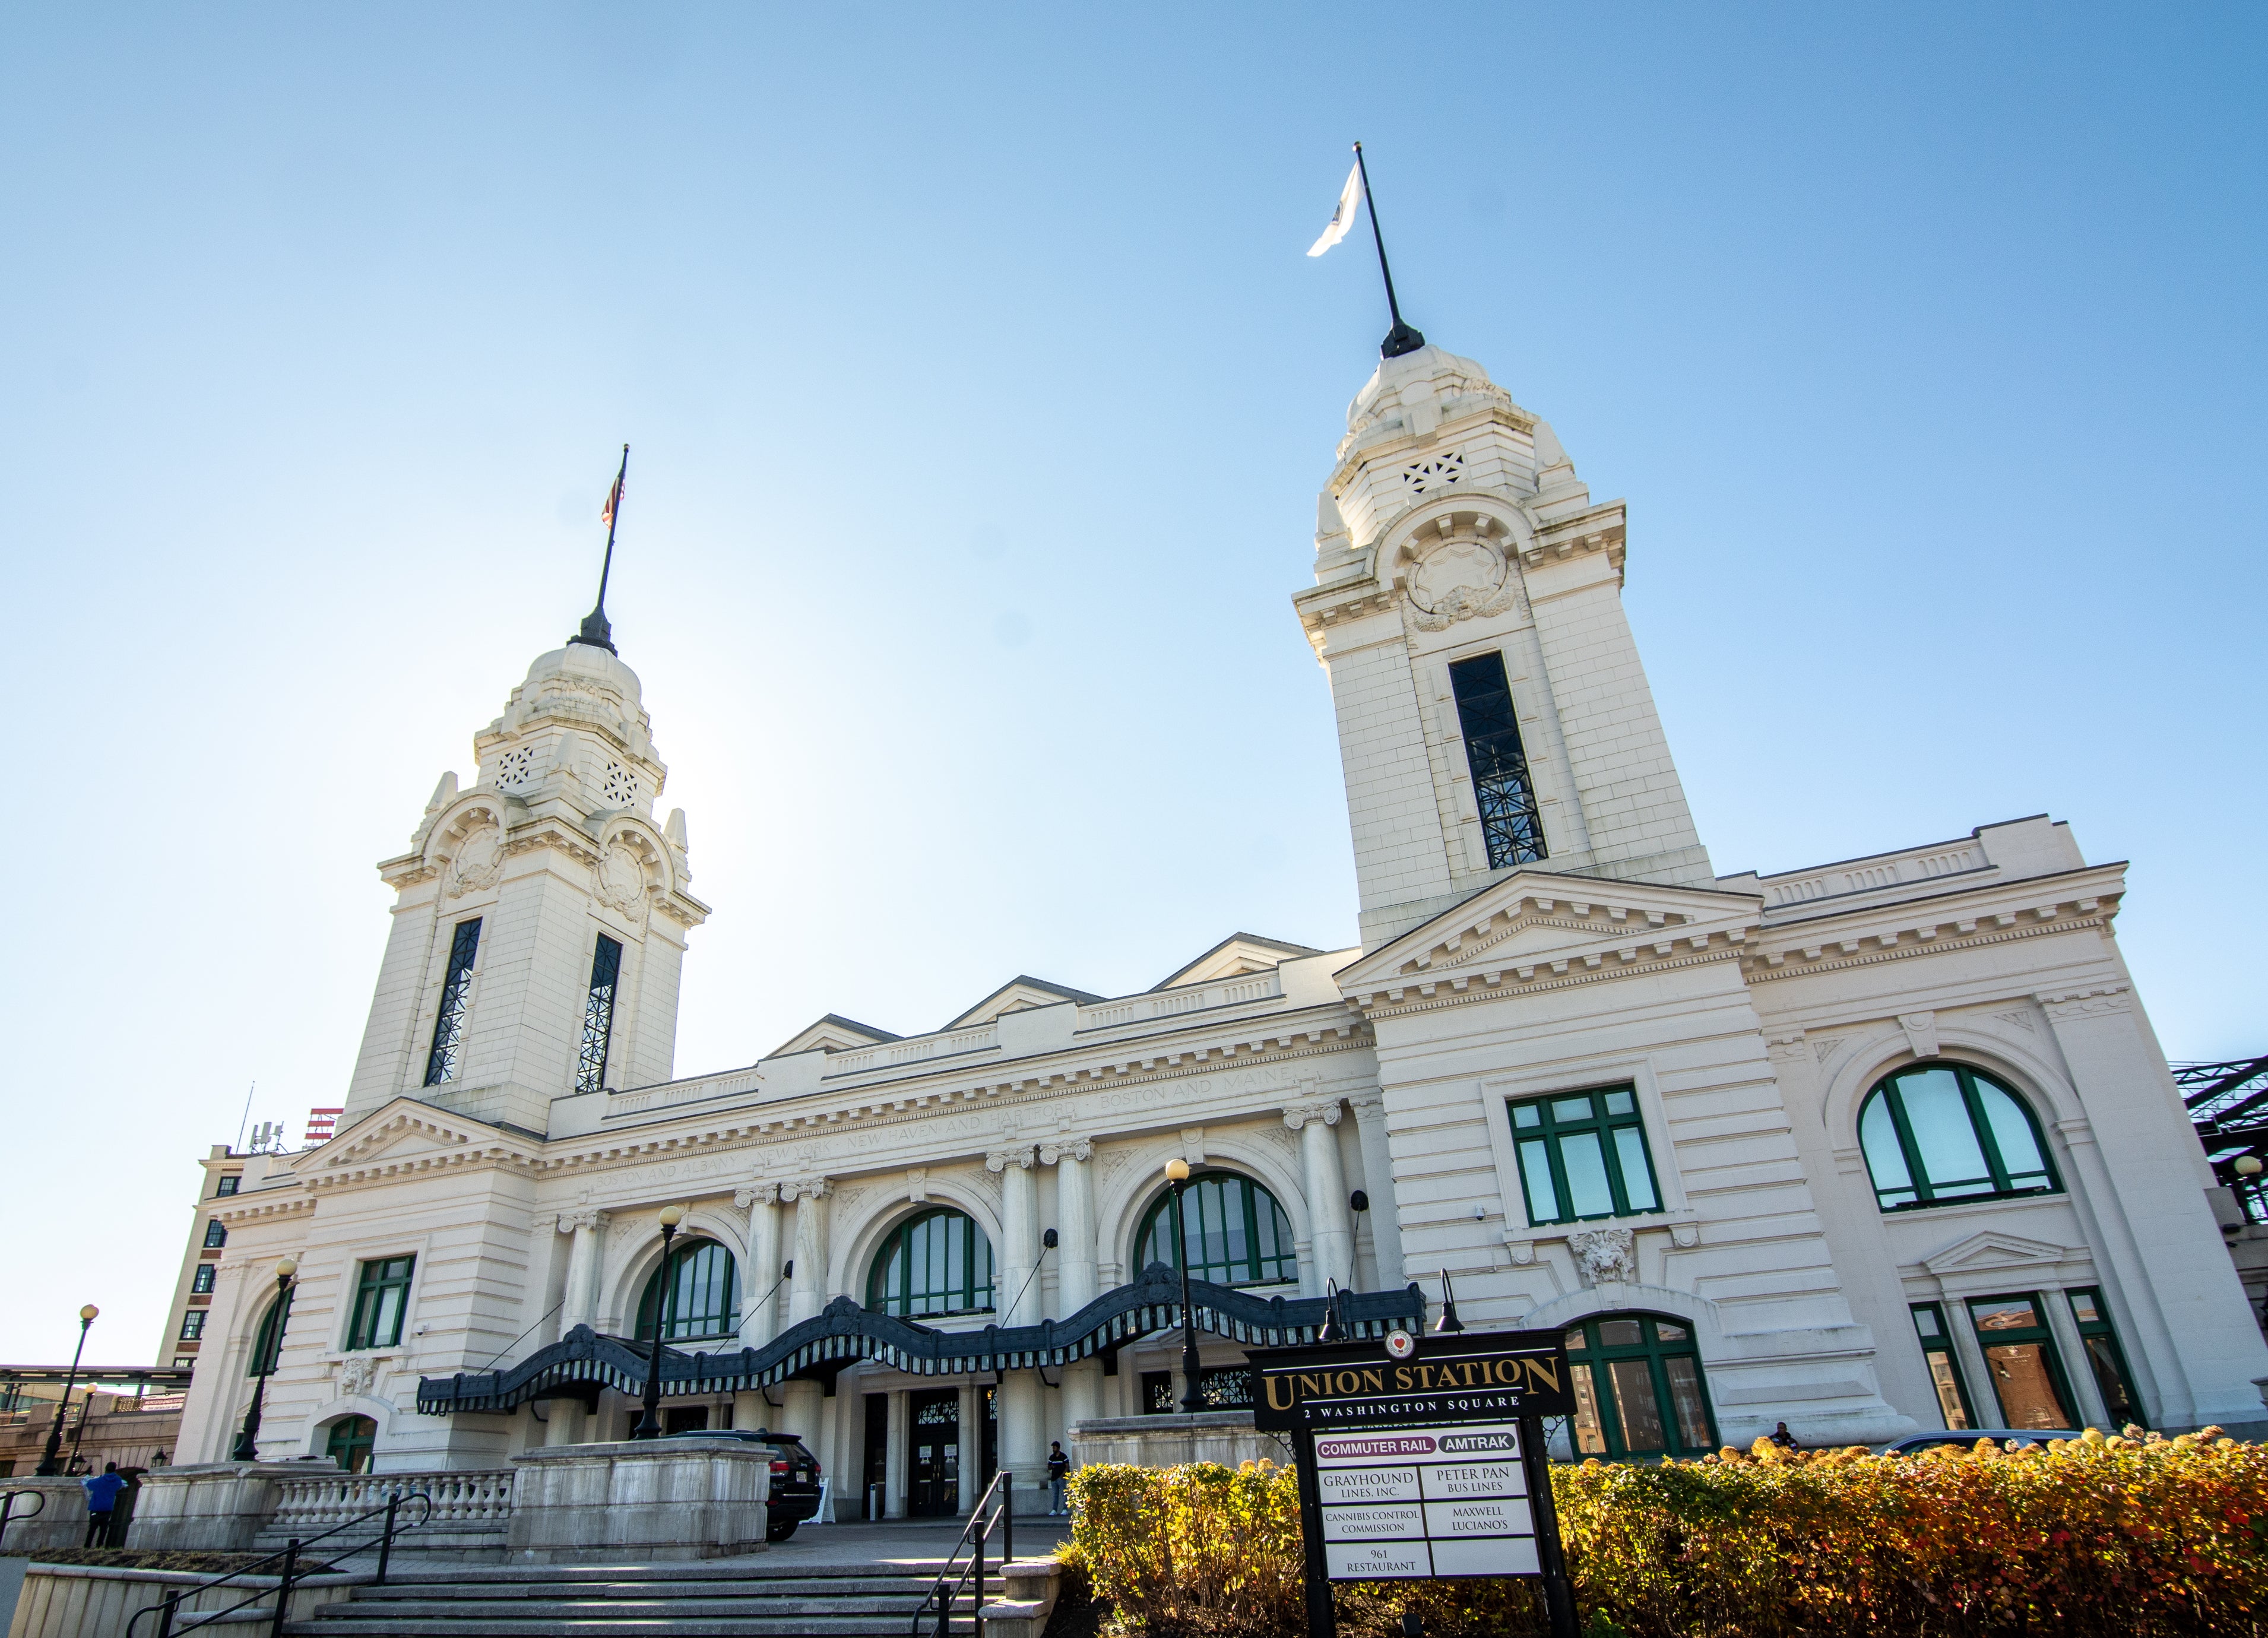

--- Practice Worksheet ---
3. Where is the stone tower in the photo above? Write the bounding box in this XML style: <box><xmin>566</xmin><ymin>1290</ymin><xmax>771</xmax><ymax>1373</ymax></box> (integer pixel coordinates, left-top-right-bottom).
<box><xmin>1295</xmin><ymin>346</ymin><xmax>1714</xmax><ymax>949</ymax></box>
<box><xmin>338</xmin><ymin>632</ymin><xmax>709</xmax><ymax>1135</ymax></box>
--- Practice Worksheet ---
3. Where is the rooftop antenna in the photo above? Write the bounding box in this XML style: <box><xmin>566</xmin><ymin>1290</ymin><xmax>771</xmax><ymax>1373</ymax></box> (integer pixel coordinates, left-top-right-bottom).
<box><xmin>571</xmin><ymin>445</ymin><xmax>629</xmax><ymax>654</ymax></box>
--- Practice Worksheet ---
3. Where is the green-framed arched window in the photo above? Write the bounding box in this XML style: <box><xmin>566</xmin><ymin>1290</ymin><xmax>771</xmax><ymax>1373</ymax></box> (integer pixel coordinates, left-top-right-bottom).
<box><xmin>868</xmin><ymin>1209</ymin><xmax>995</xmax><ymax>1318</ymax></box>
<box><xmin>1564</xmin><ymin>1314</ymin><xmax>1716</xmax><ymax>1461</ymax></box>
<box><xmin>324</xmin><ymin>1415</ymin><xmax>377</xmax><ymax>1474</ymax></box>
<box><xmin>1858</xmin><ymin>1062</ymin><xmax>2059</xmax><ymax>1211</ymax></box>
<box><xmin>635</xmin><ymin>1239</ymin><xmax>739</xmax><ymax>1342</ymax></box>
<box><xmin>1136</xmin><ymin>1171</ymin><xmax>1298</xmax><ymax>1288</ymax></box>
<box><xmin>246</xmin><ymin>1288</ymin><xmax>293</xmax><ymax>1377</ymax></box>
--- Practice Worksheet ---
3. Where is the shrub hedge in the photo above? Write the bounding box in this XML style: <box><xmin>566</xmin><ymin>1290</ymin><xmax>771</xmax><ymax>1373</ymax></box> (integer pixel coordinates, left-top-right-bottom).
<box><xmin>1063</xmin><ymin>1427</ymin><xmax>2268</xmax><ymax>1637</ymax></box>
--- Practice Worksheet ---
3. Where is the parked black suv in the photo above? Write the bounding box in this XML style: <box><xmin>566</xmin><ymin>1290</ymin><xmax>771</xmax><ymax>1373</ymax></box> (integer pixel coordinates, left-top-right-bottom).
<box><xmin>659</xmin><ymin>1428</ymin><xmax>824</xmax><ymax>1541</ymax></box>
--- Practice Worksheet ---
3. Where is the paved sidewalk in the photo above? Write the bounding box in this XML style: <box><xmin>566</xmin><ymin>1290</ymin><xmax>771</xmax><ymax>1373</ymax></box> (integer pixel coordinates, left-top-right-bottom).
<box><xmin>761</xmin><ymin>1517</ymin><xmax>1070</xmax><ymax>1568</ymax></box>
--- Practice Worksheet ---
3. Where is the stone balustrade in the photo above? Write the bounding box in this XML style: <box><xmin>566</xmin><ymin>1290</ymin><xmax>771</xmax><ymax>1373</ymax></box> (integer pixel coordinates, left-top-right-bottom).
<box><xmin>268</xmin><ymin>1468</ymin><xmax>515</xmax><ymax>1532</ymax></box>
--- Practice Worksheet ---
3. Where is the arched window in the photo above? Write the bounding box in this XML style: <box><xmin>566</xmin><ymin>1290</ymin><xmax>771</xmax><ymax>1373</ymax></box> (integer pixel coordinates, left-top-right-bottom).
<box><xmin>1858</xmin><ymin>1063</ymin><xmax>2059</xmax><ymax>1211</ymax></box>
<box><xmin>635</xmin><ymin>1239</ymin><xmax>739</xmax><ymax>1342</ymax></box>
<box><xmin>324</xmin><ymin>1415</ymin><xmax>377</xmax><ymax>1474</ymax></box>
<box><xmin>246</xmin><ymin>1289</ymin><xmax>292</xmax><ymax>1377</ymax></box>
<box><xmin>1563</xmin><ymin>1314</ymin><xmax>1715</xmax><ymax>1460</ymax></box>
<box><xmin>868</xmin><ymin>1209</ymin><xmax>995</xmax><ymax>1317</ymax></box>
<box><xmin>1136</xmin><ymin>1171</ymin><xmax>1298</xmax><ymax>1288</ymax></box>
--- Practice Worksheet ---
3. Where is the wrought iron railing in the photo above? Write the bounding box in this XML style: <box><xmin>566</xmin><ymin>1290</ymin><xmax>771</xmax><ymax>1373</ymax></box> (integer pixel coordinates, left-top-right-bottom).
<box><xmin>909</xmin><ymin>1468</ymin><xmax>1013</xmax><ymax>1638</ymax></box>
<box><xmin>125</xmin><ymin>1488</ymin><xmax>433</xmax><ymax>1638</ymax></box>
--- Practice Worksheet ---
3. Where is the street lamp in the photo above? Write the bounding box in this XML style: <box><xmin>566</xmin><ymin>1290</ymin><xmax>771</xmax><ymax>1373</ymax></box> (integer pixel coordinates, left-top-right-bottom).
<box><xmin>34</xmin><ymin>1306</ymin><xmax>98</xmax><ymax>1476</ymax></box>
<box><xmin>633</xmin><ymin>1206</ymin><xmax>686</xmax><ymax>1440</ymax></box>
<box><xmin>1162</xmin><ymin>1160</ymin><xmax>1205</xmax><ymax>1414</ymax></box>
<box><xmin>232</xmin><ymin>1259</ymin><xmax>297</xmax><ymax>1463</ymax></box>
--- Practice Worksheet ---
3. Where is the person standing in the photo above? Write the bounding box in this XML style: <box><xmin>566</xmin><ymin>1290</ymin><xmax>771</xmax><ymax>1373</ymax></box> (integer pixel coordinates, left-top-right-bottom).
<box><xmin>1045</xmin><ymin>1442</ymin><xmax>1071</xmax><ymax>1516</ymax></box>
<box><xmin>82</xmin><ymin>1463</ymin><xmax>127</xmax><ymax>1547</ymax></box>
<box><xmin>1768</xmin><ymin>1422</ymin><xmax>1800</xmax><ymax>1452</ymax></box>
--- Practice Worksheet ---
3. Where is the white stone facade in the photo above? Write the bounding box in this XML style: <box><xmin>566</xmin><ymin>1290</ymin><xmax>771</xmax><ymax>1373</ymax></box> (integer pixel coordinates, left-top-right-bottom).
<box><xmin>166</xmin><ymin>345</ymin><xmax>2268</xmax><ymax>1516</ymax></box>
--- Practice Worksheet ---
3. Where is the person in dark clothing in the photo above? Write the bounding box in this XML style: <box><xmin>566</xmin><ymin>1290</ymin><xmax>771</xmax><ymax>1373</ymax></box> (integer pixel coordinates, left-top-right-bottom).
<box><xmin>83</xmin><ymin>1462</ymin><xmax>127</xmax><ymax>1546</ymax></box>
<box><xmin>1769</xmin><ymin>1422</ymin><xmax>1799</xmax><ymax>1451</ymax></box>
<box><xmin>1046</xmin><ymin>1442</ymin><xmax>1072</xmax><ymax>1516</ymax></box>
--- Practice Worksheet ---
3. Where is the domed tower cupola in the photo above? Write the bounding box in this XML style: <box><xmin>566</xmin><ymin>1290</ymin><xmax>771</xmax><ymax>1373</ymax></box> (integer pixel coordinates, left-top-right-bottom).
<box><xmin>338</xmin><ymin>473</ymin><xmax>709</xmax><ymax>1135</ymax></box>
<box><xmin>1297</xmin><ymin>346</ymin><xmax>1713</xmax><ymax>949</ymax></box>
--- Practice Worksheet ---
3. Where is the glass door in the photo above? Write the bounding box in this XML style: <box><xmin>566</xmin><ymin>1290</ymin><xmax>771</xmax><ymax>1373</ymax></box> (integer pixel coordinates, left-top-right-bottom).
<box><xmin>908</xmin><ymin>1389</ymin><xmax>961</xmax><ymax>1517</ymax></box>
<box><xmin>1563</xmin><ymin>1316</ymin><xmax>1716</xmax><ymax>1460</ymax></box>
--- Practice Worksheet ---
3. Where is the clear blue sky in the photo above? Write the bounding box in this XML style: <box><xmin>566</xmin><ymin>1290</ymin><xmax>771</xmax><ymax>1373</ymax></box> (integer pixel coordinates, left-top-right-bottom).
<box><xmin>3</xmin><ymin>5</ymin><xmax>2261</xmax><ymax>1363</ymax></box>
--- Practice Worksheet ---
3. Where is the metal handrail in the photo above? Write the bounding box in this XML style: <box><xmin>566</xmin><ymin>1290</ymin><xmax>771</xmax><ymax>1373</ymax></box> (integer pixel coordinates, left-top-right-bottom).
<box><xmin>125</xmin><ymin>1487</ymin><xmax>435</xmax><ymax>1638</ymax></box>
<box><xmin>0</xmin><ymin>1487</ymin><xmax>48</xmax><ymax>1545</ymax></box>
<box><xmin>908</xmin><ymin>1468</ymin><xmax>1015</xmax><ymax>1638</ymax></box>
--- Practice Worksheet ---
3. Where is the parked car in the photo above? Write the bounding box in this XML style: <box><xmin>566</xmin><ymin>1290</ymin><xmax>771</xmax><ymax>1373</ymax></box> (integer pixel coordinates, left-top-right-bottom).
<box><xmin>1879</xmin><ymin>1427</ymin><xmax>2085</xmax><ymax>1456</ymax></box>
<box><xmin>661</xmin><ymin>1428</ymin><xmax>824</xmax><ymax>1540</ymax></box>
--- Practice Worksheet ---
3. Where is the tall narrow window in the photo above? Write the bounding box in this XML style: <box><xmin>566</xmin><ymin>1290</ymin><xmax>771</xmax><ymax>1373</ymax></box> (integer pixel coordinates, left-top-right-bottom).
<box><xmin>346</xmin><ymin>1256</ymin><xmax>416</xmax><ymax>1350</ymax></box>
<box><xmin>1910</xmin><ymin>1303</ymin><xmax>1974</xmax><ymax>1430</ymax></box>
<box><xmin>423</xmin><ymin>919</ymin><xmax>483</xmax><ymax>1086</ymax></box>
<box><xmin>2066</xmin><ymin>1288</ymin><xmax>2142</xmax><ymax>1424</ymax></box>
<box><xmin>192</xmin><ymin>1265</ymin><xmax>216</xmax><ymax>1295</ymax></box>
<box><xmin>1968</xmin><ymin>1294</ymin><xmax>2077</xmax><ymax>1430</ymax></box>
<box><xmin>1448</xmin><ymin>651</ymin><xmax>1547</xmax><ymax>869</ymax></box>
<box><xmin>1510</xmin><ymin>1086</ymin><xmax>1662</xmax><ymax>1226</ymax></box>
<box><xmin>203</xmin><ymin>1220</ymin><xmax>227</xmax><ymax>1249</ymax></box>
<box><xmin>178</xmin><ymin>1312</ymin><xmax>207</xmax><ymax>1341</ymax></box>
<box><xmin>576</xmin><ymin>934</ymin><xmax>623</xmax><ymax>1094</ymax></box>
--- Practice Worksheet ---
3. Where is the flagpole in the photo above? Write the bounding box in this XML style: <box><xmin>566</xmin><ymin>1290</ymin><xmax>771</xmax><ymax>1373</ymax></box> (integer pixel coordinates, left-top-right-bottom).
<box><xmin>1353</xmin><ymin>142</ymin><xmax>1426</xmax><ymax>359</ymax></box>
<box><xmin>572</xmin><ymin>444</ymin><xmax>629</xmax><ymax>654</ymax></box>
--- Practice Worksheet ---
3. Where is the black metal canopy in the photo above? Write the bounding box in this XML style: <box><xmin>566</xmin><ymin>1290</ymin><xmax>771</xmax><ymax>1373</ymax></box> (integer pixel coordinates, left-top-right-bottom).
<box><xmin>417</xmin><ymin>1263</ymin><xmax>1425</xmax><ymax>1417</ymax></box>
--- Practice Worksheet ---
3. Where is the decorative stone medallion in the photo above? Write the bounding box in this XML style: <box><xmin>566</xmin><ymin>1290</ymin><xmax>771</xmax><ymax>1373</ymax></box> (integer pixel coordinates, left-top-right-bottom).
<box><xmin>1407</xmin><ymin>538</ymin><xmax>1521</xmax><ymax>631</ymax></box>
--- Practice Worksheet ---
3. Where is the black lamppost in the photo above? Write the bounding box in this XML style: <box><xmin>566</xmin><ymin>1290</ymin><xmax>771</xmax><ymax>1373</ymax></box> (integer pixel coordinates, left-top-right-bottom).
<box><xmin>233</xmin><ymin>1259</ymin><xmax>297</xmax><ymax>1463</ymax></box>
<box><xmin>34</xmin><ymin>1306</ymin><xmax>98</xmax><ymax>1476</ymax></box>
<box><xmin>1162</xmin><ymin>1160</ymin><xmax>1204</xmax><ymax>1413</ymax></box>
<box><xmin>632</xmin><ymin>1205</ymin><xmax>686</xmax><ymax>1439</ymax></box>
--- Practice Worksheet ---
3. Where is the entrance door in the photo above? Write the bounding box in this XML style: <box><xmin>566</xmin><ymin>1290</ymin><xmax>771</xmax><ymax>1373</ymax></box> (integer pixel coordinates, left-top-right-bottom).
<box><xmin>908</xmin><ymin>1390</ymin><xmax>961</xmax><ymax>1517</ymax></box>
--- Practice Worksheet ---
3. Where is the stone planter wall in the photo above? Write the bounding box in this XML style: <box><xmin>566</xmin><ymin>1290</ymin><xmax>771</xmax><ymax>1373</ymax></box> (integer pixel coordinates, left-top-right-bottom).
<box><xmin>1067</xmin><ymin>1412</ymin><xmax>1294</xmax><ymax>1471</ymax></box>
<box><xmin>504</xmin><ymin>1438</ymin><xmax>771</xmax><ymax>1563</ymax></box>
<box><xmin>4</xmin><ymin>1563</ymin><xmax>362</xmax><ymax>1638</ymax></box>
<box><xmin>0</xmin><ymin>1482</ymin><xmax>91</xmax><ymax>1557</ymax></box>
<box><xmin>126</xmin><ymin>1462</ymin><xmax>338</xmax><ymax>1552</ymax></box>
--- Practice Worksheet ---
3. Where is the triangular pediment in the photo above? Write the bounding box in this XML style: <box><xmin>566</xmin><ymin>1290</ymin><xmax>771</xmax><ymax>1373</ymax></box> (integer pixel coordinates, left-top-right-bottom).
<box><xmin>770</xmin><ymin>1014</ymin><xmax>902</xmax><ymax>1057</ymax></box>
<box><xmin>1920</xmin><ymin>1228</ymin><xmax>2079</xmax><ymax>1277</ymax></box>
<box><xmin>945</xmin><ymin>977</ymin><xmax>1103</xmax><ymax>1030</ymax></box>
<box><xmin>306</xmin><ymin>1099</ymin><xmax>538</xmax><ymax>1177</ymax></box>
<box><xmin>1153</xmin><ymin>933</ymin><xmax>1326</xmax><ymax>991</ymax></box>
<box><xmin>1335</xmin><ymin>868</ymin><xmax>1764</xmax><ymax>999</ymax></box>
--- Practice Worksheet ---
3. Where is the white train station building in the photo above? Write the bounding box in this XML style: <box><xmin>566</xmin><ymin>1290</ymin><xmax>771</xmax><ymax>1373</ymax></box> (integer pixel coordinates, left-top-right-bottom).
<box><xmin>162</xmin><ymin>340</ymin><xmax>2268</xmax><ymax>1518</ymax></box>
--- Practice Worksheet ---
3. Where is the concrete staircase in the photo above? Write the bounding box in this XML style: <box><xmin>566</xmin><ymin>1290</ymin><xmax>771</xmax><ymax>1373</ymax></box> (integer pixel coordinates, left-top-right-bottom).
<box><xmin>288</xmin><ymin>1561</ymin><xmax>996</xmax><ymax>1637</ymax></box>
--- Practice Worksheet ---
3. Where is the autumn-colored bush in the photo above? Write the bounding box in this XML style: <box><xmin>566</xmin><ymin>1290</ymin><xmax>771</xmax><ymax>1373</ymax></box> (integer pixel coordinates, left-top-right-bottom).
<box><xmin>1065</xmin><ymin>1428</ymin><xmax>2268</xmax><ymax>1637</ymax></box>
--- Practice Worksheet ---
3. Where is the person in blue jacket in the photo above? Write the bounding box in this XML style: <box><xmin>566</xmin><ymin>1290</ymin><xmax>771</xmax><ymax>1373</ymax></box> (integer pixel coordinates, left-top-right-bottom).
<box><xmin>82</xmin><ymin>1462</ymin><xmax>128</xmax><ymax>1547</ymax></box>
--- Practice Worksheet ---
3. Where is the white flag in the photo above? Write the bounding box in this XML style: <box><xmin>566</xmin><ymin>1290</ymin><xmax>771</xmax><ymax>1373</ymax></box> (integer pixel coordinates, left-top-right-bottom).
<box><xmin>1307</xmin><ymin>161</ymin><xmax>1364</xmax><ymax>257</ymax></box>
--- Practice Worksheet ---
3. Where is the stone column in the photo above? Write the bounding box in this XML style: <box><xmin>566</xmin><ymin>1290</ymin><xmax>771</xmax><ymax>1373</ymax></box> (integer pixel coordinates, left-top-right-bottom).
<box><xmin>956</xmin><ymin>1382</ymin><xmax>980</xmax><ymax>1515</ymax></box>
<box><xmin>886</xmin><ymin>1389</ymin><xmax>909</xmax><ymax>1519</ymax></box>
<box><xmin>989</xmin><ymin>1145</ymin><xmax>1044</xmax><ymax>1510</ymax></box>
<box><xmin>783</xmin><ymin>1177</ymin><xmax>834</xmax><ymax>1326</ymax></box>
<box><xmin>1345</xmin><ymin>1094</ymin><xmax>1406</xmax><ymax>1290</ymax></box>
<box><xmin>736</xmin><ymin>1183</ymin><xmax>782</xmax><ymax>1346</ymax></box>
<box><xmin>1041</xmin><ymin>1137</ymin><xmax>1103</xmax><ymax>1434</ymax></box>
<box><xmin>556</xmin><ymin>1209</ymin><xmax>607</xmax><ymax>1333</ymax></box>
<box><xmin>543</xmin><ymin>1398</ymin><xmax>588</xmax><ymax>1445</ymax></box>
<box><xmin>777</xmin><ymin>1176</ymin><xmax>832</xmax><ymax>1455</ymax></box>
<box><xmin>1286</xmin><ymin>1098</ymin><xmax>1354</xmax><ymax>1294</ymax></box>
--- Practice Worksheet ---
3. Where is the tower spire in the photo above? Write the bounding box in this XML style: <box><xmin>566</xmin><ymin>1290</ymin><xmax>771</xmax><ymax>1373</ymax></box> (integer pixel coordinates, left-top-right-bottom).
<box><xmin>1353</xmin><ymin>144</ymin><xmax>1426</xmax><ymax>359</ymax></box>
<box><xmin>571</xmin><ymin>444</ymin><xmax>629</xmax><ymax>654</ymax></box>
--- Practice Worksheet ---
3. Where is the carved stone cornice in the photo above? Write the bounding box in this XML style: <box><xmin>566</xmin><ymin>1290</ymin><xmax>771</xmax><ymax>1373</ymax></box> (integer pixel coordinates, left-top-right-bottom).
<box><xmin>986</xmin><ymin>1145</ymin><xmax>1037</xmax><ymax>1172</ymax></box>
<box><xmin>2036</xmin><ymin>984</ymin><xmax>2132</xmax><ymax>1022</ymax></box>
<box><xmin>1037</xmin><ymin>1138</ymin><xmax>1092</xmax><ymax>1165</ymax></box>
<box><xmin>1742</xmin><ymin>879</ymin><xmax>2123</xmax><ymax>985</ymax></box>
<box><xmin>778</xmin><ymin>1176</ymin><xmax>832</xmax><ymax>1202</ymax></box>
<box><xmin>733</xmin><ymin>1183</ymin><xmax>780</xmax><ymax>1209</ymax></box>
<box><xmin>1282</xmin><ymin>1098</ymin><xmax>1344</xmax><ymax>1130</ymax></box>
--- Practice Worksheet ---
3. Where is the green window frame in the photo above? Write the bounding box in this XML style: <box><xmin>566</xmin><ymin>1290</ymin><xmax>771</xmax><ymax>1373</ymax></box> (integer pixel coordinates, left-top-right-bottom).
<box><xmin>178</xmin><ymin>1311</ymin><xmax>207</xmax><ymax>1341</ymax></box>
<box><xmin>346</xmin><ymin>1256</ymin><xmax>416</xmax><ymax>1351</ymax></box>
<box><xmin>204</xmin><ymin>1220</ymin><xmax>227</xmax><ymax>1249</ymax></box>
<box><xmin>1563</xmin><ymin>1314</ymin><xmax>1716</xmax><ymax>1460</ymax></box>
<box><xmin>1858</xmin><ymin>1063</ymin><xmax>2059</xmax><ymax>1211</ymax></box>
<box><xmin>192</xmin><ymin>1265</ymin><xmax>216</xmax><ymax>1294</ymax></box>
<box><xmin>1909</xmin><ymin>1303</ymin><xmax>1975</xmax><ymax>1431</ymax></box>
<box><xmin>2066</xmin><ymin>1287</ymin><xmax>2143</xmax><ymax>1425</ymax></box>
<box><xmin>636</xmin><ymin>1240</ymin><xmax>739</xmax><ymax>1341</ymax></box>
<box><xmin>867</xmin><ymin>1209</ymin><xmax>996</xmax><ymax>1318</ymax></box>
<box><xmin>1136</xmin><ymin>1171</ymin><xmax>1299</xmax><ymax>1288</ymax></box>
<box><xmin>247</xmin><ymin>1288</ymin><xmax>293</xmax><ymax>1376</ymax></box>
<box><xmin>1510</xmin><ymin>1085</ymin><xmax>1662</xmax><ymax>1226</ymax></box>
<box><xmin>1967</xmin><ymin>1293</ymin><xmax>2079</xmax><ymax>1430</ymax></box>
<box><xmin>324</xmin><ymin>1415</ymin><xmax>377</xmax><ymax>1474</ymax></box>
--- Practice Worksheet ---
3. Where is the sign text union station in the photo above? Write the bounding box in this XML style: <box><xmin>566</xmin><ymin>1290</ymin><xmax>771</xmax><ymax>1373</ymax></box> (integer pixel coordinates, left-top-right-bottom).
<box><xmin>1250</xmin><ymin>1332</ymin><xmax>1573</xmax><ymax>1431</ymax></box>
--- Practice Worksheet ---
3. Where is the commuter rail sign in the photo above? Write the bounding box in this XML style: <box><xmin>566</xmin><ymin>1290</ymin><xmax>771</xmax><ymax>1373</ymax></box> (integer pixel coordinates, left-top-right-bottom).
<box><xmin>1247</xmin><ymin>1330</ymin><xmax>1579</xmax><ymax>1638</ymax></box>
